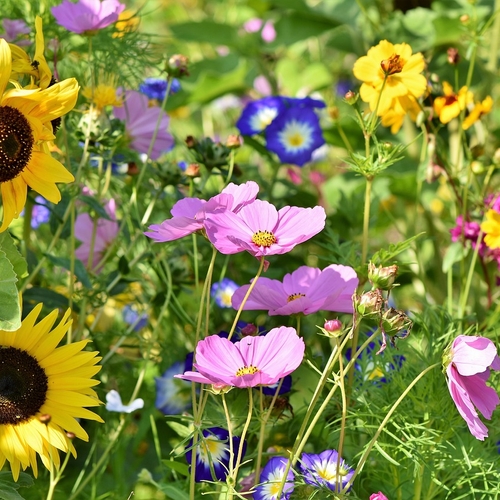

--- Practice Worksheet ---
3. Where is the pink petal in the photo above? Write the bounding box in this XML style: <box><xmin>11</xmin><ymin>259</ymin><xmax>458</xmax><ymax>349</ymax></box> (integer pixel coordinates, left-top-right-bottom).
<box><xmin>274</xmin><ymin>205</ymin><xmax>326</xmax><ymax>245</ymax></box>
<box><xmin>452</xmin><ymin>335</ymin><xmax>499</xmax><ymax>376</ymax></box>
<box><xmin>220</xmin><ymin>181</ymin><xmax>259</xmax><ymax>212</ymax></box>
<box><xmin>145</xmin><ymin>217</ymin><xmax>203</xmax><ymax>242</ymax></box>
<box><xmin>231</xmin><ymin>278</ymin><xmax>287</xmax><ymax>311</ymax></box>
<box><xmin>460</xmin><ymin>370</ymin><xmax>500</xmax><ymax>420</ymax></box>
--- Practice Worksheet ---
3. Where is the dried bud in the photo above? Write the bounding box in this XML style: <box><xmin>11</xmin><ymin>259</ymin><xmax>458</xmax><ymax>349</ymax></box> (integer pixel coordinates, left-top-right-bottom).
<box><xmin>185</xmin><ymin>135</ymin><xmax>196</xmax><ymax>148</ymax></box>
<box><xmin>381</xmin><ymin>308</ymin><xmax>412</xmax><ymax>337</ymax></box>
<box><xmin>226</xmin><ymin>134</ymin><xmax>241</xmax><ymax>149</ymax></box>
<box><xmin>39</xmin><ymin>414</ymin><xmax>51</xmax><ymax>424</ymax></box>
<box><xmin>368</xmin><ymin>262</ymin><xmax>398</xmax><ymax>290</ymax></box>
<box><xmin>344</xmin><ymin>90</ymin><xmax>358</xmax><ymax>105</ymax></box>
<box><xmin>447</xmin><ymin>47</ymin><xmax>460</xmax><ymax>65</ymax></box>
<box><xmin>185</xmin><ymin>163</ymin><xmax>200</xmax><ymax>177</ymax></box>
<box><xmin>66</xmin><ymin>432</ymin><xmax>76</xmax><ymax>439</ymax></box>
<box><xmin>354</xmin><ymin>289</ymin><xmax>384</xmax><ymax>318</ymax></box>
<box><xmin>166</xmin><ymin>54</ymin><xmax>189</xmax><ymax>78</ymax></box>
<box><xmin>240</xmin><ymin>323</ymin><xmax>258</xmax><ymax>336</ymax></box>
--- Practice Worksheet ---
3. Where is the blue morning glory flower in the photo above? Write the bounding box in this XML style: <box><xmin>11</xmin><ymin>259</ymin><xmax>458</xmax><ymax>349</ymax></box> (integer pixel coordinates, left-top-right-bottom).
<box><xmin>185</xmin><ymin>427</ymin><xmax>246</xmax><ymax>482</ymax></box>
<box><xmin>254</xmin><ymin>456</ymin><xmax>294</xmax><ymax>500</ymax></box>
<box><xmin>236</xmin><ymin>96</ymin><xmax>287</xmax><ymax>135</ymax></box>
<box><xmin>265</xmin><ymin>106</ymin><xmax>325</xmax><ymax>166</ymax></box>
<box><xmin>282</xmin><ymin>96</ymin><xmax>326</xmax><ymax>109</ymax></box>
<box><xmin>122</xmin><ymin>304</ymin><xmax>148</xmax><ymax>331</ymax></box>
<box><xmin>155</xmin><ymin>360</ymin><xmax>192</xmax><ymax>415</ymax></box>
<box><xmin>211</xmin><ymin>278</ymin><xmax>240</xmax><ymax>308</ymax></box>
<box><xmin>139</xmin><ymin>77</ymin><xmax>181</xmax><ymax>101</ymax></box>
<box><xmin>261</xmin><ymin>374</ymin><xmax>292</xmax><ymax>396</ymax></box>
<box><xmin>31</xmin><ymin>196</ymin><xmax>51</xmax><ymax>229</ymax></box>
<box><xmin>300</xmin><ymin>449</ymin><xmax>354</xmax><ymax>493</ymax></box>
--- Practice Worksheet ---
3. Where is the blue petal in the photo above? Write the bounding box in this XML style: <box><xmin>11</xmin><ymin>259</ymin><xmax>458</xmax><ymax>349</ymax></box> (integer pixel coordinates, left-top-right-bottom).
<box><xmin>236</xmin><ymin>96</ymin><xmax>287</xmax><ymax>135</ymax></box>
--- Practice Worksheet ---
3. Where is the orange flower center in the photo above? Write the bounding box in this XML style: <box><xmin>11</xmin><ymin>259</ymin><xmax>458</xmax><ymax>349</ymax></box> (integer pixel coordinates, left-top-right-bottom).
<box><xmin>287</xmin><ymin>293</ymin><xmax>306</xmax><ymax>302</ymax></box>
<box><xmin>236</xmin><ymin>365</ymin><xmax>259</xmax><ymax>376</ymax></box>
<box><xmin>380</xmin><ymin>54</ymin><xmax>405</xmax><ymax>76</ymax></box>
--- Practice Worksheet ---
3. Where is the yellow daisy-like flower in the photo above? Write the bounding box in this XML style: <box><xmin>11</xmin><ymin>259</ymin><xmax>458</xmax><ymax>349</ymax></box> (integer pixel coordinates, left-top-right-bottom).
<box><xmin>0</xmin><ymin>38</ymin><xmax>78</xmax><ymax>232</ymax></box>
<box><xmin>380</xmin><ymin>94</ymin><xmax>421</xmax><ymax>133</ymax></box>
<box><xmin>113</xmin><ymin>9</ymin><xmax>140</xmax><ymax>38</ymax></box>
<box><xmin>82</xmin><ymin>78</ymin><xmax>123</xmax><ymax>111</ymax></box>
<box><xmin>481</xmin><ymin>209</ymin><xmax>500</xmax><ymax>250</ymax></box>
<box><xmin>0</xmin><ymin>303</ymin><xmax>103</xmax><ymax>480</ymax></box>
<box><xmin>433</xmin><ymin>81</ymin><xmax>472</xmax><ymax>124</ymax></box>
<box><xmin>463</xmin><ymin>95</ymin><xmax>493</xmax><ymax>131</ymax></box>
<box><xmin>353</xmin><ymin>40</ymin><xmax>427</xmax><ymax>116</ymax></box>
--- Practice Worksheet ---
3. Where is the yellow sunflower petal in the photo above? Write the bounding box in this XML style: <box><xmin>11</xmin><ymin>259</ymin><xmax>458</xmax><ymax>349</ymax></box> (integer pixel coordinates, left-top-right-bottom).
<box><xmin>0</xmin><ymin>39</ymin><xmax>11</xmax><ymax>95</ymax></box>
<box><xmin>0</xmin><ymin>176</ymin><xmax>27</xmax><ymax>232</ymax></box>
<box><xmin>34</xmin><ymin>17</ymin><xmax>52</xmax><ymax>89</ymax></box>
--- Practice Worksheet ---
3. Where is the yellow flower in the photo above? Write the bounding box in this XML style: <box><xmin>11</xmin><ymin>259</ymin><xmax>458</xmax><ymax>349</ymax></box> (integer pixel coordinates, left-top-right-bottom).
<box><xmin>380</xmin><ymin>94</ymin><xmax>421</xmax><ymax>133</ymax></box>
<box><xmin>0</xmin><ymin>38</ymin><xmax>78</xmax><ymax>232</ymax></box>
<box><xmin>463</xmin><ymin>95</ymin><xmax>493</xmax><ymax>130</ymax></box>
<box><xmin>82</xmin><ymin>77</ymin><xmax>123</xmax><ymax>111</ymax></box>
<box><xmin>433</xmin><ymin>81</ymin><xmax>472</xmax><ymax>124</ymax></box>
<box><xmin>353</xmin><ymin>40</ymin><xmax>427</xmax><ymax>116</ymax></box>
<box><xmin>0</xmin><ymin>303</ymin><xmax>103</xmax><ymax>480</ymax></box>
<box><xmin>113</xmin><ymin>10</ymin><xmax>140</xmax><ymax>37</ymax></box>
<box><xmin>481</xmin><ymin>209</ymin><xmax>500</xmax><ymax>250</ymax></box>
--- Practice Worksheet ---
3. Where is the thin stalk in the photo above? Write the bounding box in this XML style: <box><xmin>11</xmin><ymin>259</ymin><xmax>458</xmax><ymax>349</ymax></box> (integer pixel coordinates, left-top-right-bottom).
<box><xmin>335</xmin><ymin>337</ymin><xmax>347</xmax><ymax>490</ymax></box>
<box><xmin>361</xmin><ymin>177</ymin><xmax>373</xmax><ymax>265</ymax></box>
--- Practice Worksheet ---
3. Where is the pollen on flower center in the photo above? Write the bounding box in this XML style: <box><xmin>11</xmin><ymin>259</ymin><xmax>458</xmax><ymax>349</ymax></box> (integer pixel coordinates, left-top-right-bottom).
<box><xmin>0</xmin><ymin>106</ymin><xmax>34</xmax><ymax>183</ymax></box>
<box><xmin>380</xmin><ymin>54</ymin><xmax>405</xmax><ymax>75</ymax></box>
<box><xmin>252</xmin><ymin>230</ymin><xmax>277</xmax><ymax>247</ymax></box>
<box><xmin>287</xmin><ymin>292</ymin><xmax>306</xmax><ymax>302</ymax></box>
<box><xmin>0</xmin><ymin>347</ymin><xmax>48</xmax><ymax>425</ymax></box>
<box><xmin>288</xmin><ymin>133</ymin><xmax>304</xmax><ymax>146</ymax></box>
<box><xmin>236</xmin><ymin>365</ymin><xmax>259</xmax><ymax>376</ymax></box>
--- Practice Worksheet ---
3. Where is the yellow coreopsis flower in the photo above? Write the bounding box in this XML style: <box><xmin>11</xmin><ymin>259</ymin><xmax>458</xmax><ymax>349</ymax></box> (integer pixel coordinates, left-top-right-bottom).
<box><xmin>433</xmin><ymin>81</ymin><xmax>472</xmax><ymax>124</ymax></box>
<box><xmin>353</xmin><ymin>40</ymin><xmax>427</xmax><ymax>116</ymax></box>
<box><xmin>0</xmin><ymin>303</ymin><xmax>103</xmax><ymax>480</ymax></box>
<box><xmin>82</xmin><ymin>78</ymin><xmax>123</xmax><ymax>111</ymax></box>
<box><xmin>463</xmin><ymin>95</ymin><xmax>493</xmax><ymax>130</ymax></box>
<box><xmin>481</xmin><ymin>209</ymin><xmax>500</xmax><ymax>250</ymax></box>
<box><xmin>113</xmin><ymin>9</ymin><xmax>140</xmax><ymax>37</ymax></box>
<box><xmin>380</xmin><ymin>94</ymin><xmax>421</xmax><ymax>133</ymax></box>
<box><xmin>0</xmin><ymin>38</ymin><xmax>78</xmax><ymax>232</ymax></box>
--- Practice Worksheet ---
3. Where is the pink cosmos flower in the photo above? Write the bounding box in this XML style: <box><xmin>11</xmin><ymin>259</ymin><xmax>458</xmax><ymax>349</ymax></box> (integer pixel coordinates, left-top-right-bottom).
<box><xmin>75</xmin><ymin>198</ymin><xmax>119</xmax><ymax>272</ymax></box>
<box><xmin>232</xmin><ymin>264</ymin><xmax>358</xmax><ymax>315</ymax></box>
<box><xmin>0</xmin><ymin>19</ymin><xmax>31</xmax><ymax>45</ymax></box>
<box><xmin>145</xmin><ymin>181</ymin><xmax>259</xmax><ymax>242</ymax></box>
<box><xmin>370</xmin><ymin>493</ymin><xmax>389</xmax><ymax>500</ymax></box>
<box><xmin>445</xmin><ymin>335</ymin><xmax>500</xmax><ymax>440</ymax></box>
<box><xmin>175</xmin><ymin>326</ymin><xmax>304</xmax><ymax>388</ymax></box>
<box><xmin>243</xmin><ymin>18</ymin><xmax>276</xmax><ymax>43</ymax></box>
<box><xmin>51</xmin><ymin>0</ymin><xmax>125</xmax><ymax>34</ymax></box>
<box><xmin>204</xmin><ymin>199</ymin><xmax>326</xmax><ymax>257</ymax></box>
<box><xmin>114</xmin><ymin>90</ymin><xmax>173</xmax><ymax>160</ymax></box>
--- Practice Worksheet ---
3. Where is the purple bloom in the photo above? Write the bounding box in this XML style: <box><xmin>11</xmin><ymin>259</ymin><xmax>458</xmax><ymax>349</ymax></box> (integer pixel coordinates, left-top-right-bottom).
<box><xmin>0</xmin><ymin>19</ymin><xmax>31</xmax><ymax>44</ymax></box>
<box><xmin>231</xmin><ymin>264</ymin><xmax>358</xmax><ymax>315</ymax></box>
<box><xmin>236</xmin><ymin>96</ymin><xmax>287</xmax><ymax>135</ymax></box>
<box><xmin>145</xmin><ymin>181</ymin><xmax>259</xmax><ymax>242</ymax></box>
<box><xmin>31</xmin><ymin>196</ymin><xmax>51</xmax><ymax>229</ymax></box>
<box><xmin>450</xmin><ymin>215</ymin><xmax>481</xmax><ymax>246</ymax></box>
<box><xmin>114</xmin><ymin>90</ymin><xmax>173</xmax><ymax>160</ymax></box>
<box><xmin>139</xmin><ymin>77</ymin><xmax>181</xmax><ymax>101</ymax></box>
<box><xmin>261</xmin><ymin>374</ymin><xmax>292</xmax><ymax>396</ymax></box>
<box><xmin>444</xmin><ymin>335</ymin><xmax>500</xmax><ymax>440</ymax></box>
<box><xmin>122</xmin><ymin>304</ymin><xmax>148</xmax><ymax>331</ymax></box>
<box><xmin>254</xmin><ymin>456</ymin><xmax>294</xmax><ymax>500</ymax></box>
<box><xmin>51</xmin><ymin>0</ymin><xmax>126</xmax><ymax>34</ymax></box>
<box><xmin>243</xmin><ymin>18</ymin><xmax>276</xmax><ymax>43</ymax></box>
<box><xmin>211</xmin><ymin>278</ymin><xmax>240</xmax><ymax>308</ymax></box>
<box><xmin>186</xmin><ymin>427</ymin><xmax>246</xmax><ymax>482</ymax></box>
<box><xmin>155</xmin><ymin>361</ymin><xmax>192</xmax><ymax>415</ymax></box>
<box><xmin>204</xmin><ymin>199</ymin><xmax>326</xmax><ymax>257</ymax></box>
<box><xmin>300</xmin><ymin>450</ymin><xmax>354</xmax><ymax>493</ymax></box>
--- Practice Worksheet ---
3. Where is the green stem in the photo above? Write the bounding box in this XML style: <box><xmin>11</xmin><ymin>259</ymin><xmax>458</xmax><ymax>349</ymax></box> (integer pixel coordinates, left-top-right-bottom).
<box><xmin>361</xmin><ymin>177</ymin><xmax>373</xmax><ymax>265</ymax></box>
<box><xmin>335</xmin><ymin>337</ymin><xmax>347</xmax><ymax>490</ymax></box>
<box><xmin>487</xmin><ymin>0</ymin><xmax>500</xmax><ymax>72</ymax></box>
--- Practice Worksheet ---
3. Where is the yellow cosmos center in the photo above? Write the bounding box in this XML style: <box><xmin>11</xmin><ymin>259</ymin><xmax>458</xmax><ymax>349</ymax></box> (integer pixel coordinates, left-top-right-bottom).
<box><xmin>380</xmin><ymin>54</ymin><xmax>405</xmax><ymax>75</ymax></box>
<box><xmin>287</xmin><ymin>293</ymin><xmax>306</xmax><ymax>302</ymax></box>
<box><xmin>236</xmin><ymin>365</ymin><xmax>259</xmax><ymax>376</ymax></box>
<box><xmin>252</xmin><ymin>230</ymin><xmax>277</xmax><ymax>247</ymax></box>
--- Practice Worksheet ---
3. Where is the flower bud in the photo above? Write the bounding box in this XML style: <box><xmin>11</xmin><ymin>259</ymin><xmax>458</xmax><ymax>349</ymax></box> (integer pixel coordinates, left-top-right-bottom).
<box><xmin>328</xmin><ymin>106</ymin><xmax>339</xmax><ymax>120</ymax></box>
<box><xmin>447</xmin><ymin>47</ymin><xmax>460</xmax><ymax>65</ymax></box>
<box><xmin>460</xmin><ymin>14</ymin><xmax>470</xmax><ymax>24</ymax></box>
<box><xmin>368</xmin><ymin>262</ymin><xmax>398</xmax><ymax>290</ymax></box>
<box><xmin>494</xmin><ymin>148</ymin><xmax>500</xmax><ymax>166</ymax></box>
<box><xmin>344</xmin><ymin>91</ymin><xmax>358</xmax><ymax>105</ymax></box>
<box><xmin>353</xmin><ymin>289</ymin><xmax>384</xmax><ymax>318</ymax></box>
<box><xmin>166</xmin><ymin>54</ymin><xmax>189</xmax><ymax>78</ymax></box>
<box><xmin>185</xmin><ymin>163</ymin><xmax>200</xmax><ymax>177</ymax></box>
<box><xmin>209</xmin><ymin>383</ymin><xmax>232</xmax><ymax>395</ymax></box>
<box><xmin>137</xmin><ymin>468</ymin><xmax>154</xmax><ymax>483</ymax></box>
<box><xmin>324</xmin><ymin>319</ymin><xmax>342</xmax><ymax>333</ymax></box>
<box><xmin>240</xmin><ymin>323</ymin><xmax>258</xmax><ymax>336</ymax></box>
<box><xmin>225</xmin><ymin>134</ymin><xmax>241</xmax><ymax>149</ymax></box>
<box><xmin>185</xmin><ymin>135</ymin><xmax>196</xmax><ymax>148</ymax></box>
<box><xmin>381</xmin><ymin>308</ymin><xmax>412</xmax><ymax>337</ymax></box>
<box><xmin>471</xmin><ymin>160</ymin><xmax>485</xmax><ymax>175</ymax></box>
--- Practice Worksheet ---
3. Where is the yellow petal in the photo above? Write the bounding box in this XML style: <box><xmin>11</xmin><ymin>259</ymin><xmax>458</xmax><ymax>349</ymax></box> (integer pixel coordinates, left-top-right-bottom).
<box><xmin>0</xmin><ymin>39</ymin><xmax>11</xmax><ymax>95</ymax></box>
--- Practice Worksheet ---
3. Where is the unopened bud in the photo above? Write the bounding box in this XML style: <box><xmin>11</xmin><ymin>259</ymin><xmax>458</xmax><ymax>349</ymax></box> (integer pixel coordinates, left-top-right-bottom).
<box><xmin>354</xmin><ymin>289</ymin><xmax>384</xmax><ymax>317</ymax></box>
<box><xmin>209</xmin><ymin>383</ymin><xmax>232</xmax><ymax>395</ymax></box>
<box><xmin>226</xmin><ymin>134</ymin><xmax>241</xmax><ymax>149</ymax></box>
<box><xmin>321</xmin><ymin>319</ymin><xmax>343</xmax><ymax>337</ymax></box>
<box><xmin>66</xmin><ymin>432</ymin><xmax>76</xmax><ymax>439</ymax></box>
<box><xmin>328</xmin><ymin>106</ymin><xmax>339</xmax><ymax>120</ymax></box>
<box><xmin>460</xmin><ymin>14</ymin><xmax>470</xmax><ymax>24</ymax></box>
<box><xmin>185</xmin><ymin>163</ymin><xmax>200</xmax><ymax>177</ymax></box>
<box><xmin>240</xmin><ymin>323</ymin><xmax>258</xmax><ymax>336</ymax></box>
<box><xmin>493</xmin><ymin>148</ymin><xmax>500</xmax><ymax>166</ymax></box>
<box><xmin>166</xmin><ymin>54</ymin><xmax>189</xmax><ymax>78</ymax></box>
<box><xmin>368</xmin><ymin>262</ymin><xmax>398</xmax><ymax>290</ymax></box>
<box><xmin>137</xmin><ymin>468</ymin><xmax>154</xmax><ymax>483</ymax></box>
<box><xmin>447</xmin><ymin>47</ymin><xmax>460</xmax><ymax>65</ymax></box>
<box><xmin>185</xmin><ymin>135</ymin><xmax>196</xmax><ymax>148</ymax></box>
<box><xmin>344</xmin><ymin>90</ymin><xmax>358</xmax><ymax>105</ymax></box>
<box><xmin>381</xmin><ymin>308</ymin><xmax>412</xmax><ymax>337</ymax></box>
<box><xmin>471</xmin><ymin>160</ymin><xmax>485</xmax><ymax>174</ymax></box>
<box><xmin>39</xmin><ymin>414</ymin><xmax>51</xmax><ymax>424</ymax></box>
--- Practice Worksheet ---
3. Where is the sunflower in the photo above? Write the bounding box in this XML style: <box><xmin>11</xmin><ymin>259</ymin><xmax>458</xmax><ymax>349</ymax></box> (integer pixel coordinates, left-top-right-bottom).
<box><xmin>0</xmin><ymin>38</ymin><xmax>78</xmax><ymax>232</ymax></box>
<box><xmin>0</xmin><ymin>303</ymin><xmax>103</xmax><ymax>480</ymax></box>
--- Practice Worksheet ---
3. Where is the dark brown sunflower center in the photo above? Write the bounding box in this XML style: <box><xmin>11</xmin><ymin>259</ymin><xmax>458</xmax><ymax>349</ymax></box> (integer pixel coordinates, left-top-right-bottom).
<box><xmin>0</xmin><ymin>106</ymin><xmax>34</xmax><ymax>183</ymax></box>
<box><xmin>0</xmin><ymin>347</ymin><xmax>48</xmax><ymax>425</ymax></box>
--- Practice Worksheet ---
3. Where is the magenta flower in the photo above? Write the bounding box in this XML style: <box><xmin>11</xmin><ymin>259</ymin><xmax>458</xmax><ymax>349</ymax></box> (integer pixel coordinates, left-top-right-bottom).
<box><xmin>370</xmin><ymin>493</ymin><xmax>389</xmax><ymax>500</ymax></box>
<box><xmin>0</xmin><ymin>19</ymin><xmax>31</xmax><ymax>44</ymax></box>
<box><xmin>51</xmin><ymin>0</ymin><xmax>125</xmax><ymax>34</ymax></box>
<box><xmin>75</xmin><ymin>198</ymin><xmax>119</xmax><ymax>272</ymax></box>
<box><xmin>145</xmin><ymin>181</ymin><xmax>259</xmax><ymax>242</ymax></box>
<box><xmin>175</xmin><ymin>326</ymin><xmax>305</xmax><ymax>388</ymax></box>
<box><xmin>114</xmin><ymin>90</ymin><xmax>173</xmax><ymax>160</ymax></box>
<box><xmin>204</xmin><ymin>199</ymin><xmax>326</xmax><ymax>257</ymax></box>
<box><xmin>232</xmin><ymin>264</ymin><xmax>358</xmax><ymax>315</ymax></box>
<box><xmin>444</xmin><ymin>335</ymin><xmax>500</xmax><ymax>440</ymax></box>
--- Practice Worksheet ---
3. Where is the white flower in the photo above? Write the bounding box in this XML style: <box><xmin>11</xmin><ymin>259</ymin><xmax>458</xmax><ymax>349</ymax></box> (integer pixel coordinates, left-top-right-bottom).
<box><xmin>105</xmin><ymin>390</ymin><xmax>144</xmax><ymax>413</ymax></box>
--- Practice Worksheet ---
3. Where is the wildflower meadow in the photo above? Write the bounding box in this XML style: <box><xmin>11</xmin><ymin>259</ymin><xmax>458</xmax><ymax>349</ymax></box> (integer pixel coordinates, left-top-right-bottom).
<box><xmin>1</xmin><ymin>0</ymin><xmax>500</xmax><ymax>499</ymax></box>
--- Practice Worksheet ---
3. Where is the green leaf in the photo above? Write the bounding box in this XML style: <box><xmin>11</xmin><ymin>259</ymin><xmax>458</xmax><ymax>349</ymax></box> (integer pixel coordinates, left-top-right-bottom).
<box><xmin>157</xmin><ymin>483</ymin><xmax>190</xmax><ymax>500</ymax></box>
<box><xmin>118</xmin><ymin>255</ymin><xmax>130</xmax><ymax>275</ymax></box>
<box><xmin>170</xmin><ymin>21</ymin><xmax>239</xmax><ymax>46</ymax></box>
<box><xmin>162</xmin><ymin>459</ymin><xmax>190</xmax><ymax>476</ymax></box>
<box><xmin>0</xmin><ymin>472</ymin><xmax>33</xmax><ymax>500</ymax></box>
<box><xmin>0</xmin><ymin>485</ymin><xmax>26</xmax><ymax>500</ymax></box>
<box><xmin>273</xmin><ymin>13</ymin><xmax>338</xmax><ymax>45</ymax></box>
<box><xmin>79</xmin><ymin>195</ymin><xmax>111</xmax><ymax>220</ymax></box>
<box><xmin>0</xmin><ymin>233</ymin><xmax>27</xmax><ymax>279</ymax></box>
<box><xmin>0</xmin><ymin>249</ymin><xmax>21</xmax><ymax>331</ymax></box>
<box><xmin>23</xmin><ymin>288</ymin><xmax>70</xmax><ymax>314</ymax></box>
<box><xmin>49</xmin><ymin>192</ymin><xmax>71</xmax><ymax>239</ymax></box>
<box><xmin>371</xmin><ymin>233</ymin><xmax>426</xmax><ymax>266</ymax></box>
<box><xmin>45</xmin><ymin>254</ymin><xmax>93</xmax><ymax>289</ymax></box>
<box><xmin>442</xmin><ymin>241</ymin><xmax>468</xmax><ymax>273</ymax></box>
<box><xmin>165</xmin><ymin>421</ymin><xmax>192</xmax><ymax>438</ymax></box>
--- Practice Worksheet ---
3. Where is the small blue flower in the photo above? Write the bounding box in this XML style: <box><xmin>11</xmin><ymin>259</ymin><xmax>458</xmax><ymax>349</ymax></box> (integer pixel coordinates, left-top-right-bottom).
<box><xmin>265</xmin><ymin>106</ymin><xmax>325</xmax><ymax>166</ymax></box>
<box><xmin>31</xmin><ymin>196</ymin><xmax>50</xmax><ymax>229</ymax></box>
<box><xmin>300</xmin><ymin>450</ymin><xmax>354</xmax><ymax>493</ymax></box>
<box><xmin>254</xmin><ymin>456</ymin><xmax>294</xmax><ymax>500</ymax></box>
<box><xmin>335</xmin><ymin>79</ymin><xmax>353</xmax><ymax>97</ymax></box>
<box><xmin>236</xmin><ymin>96</ymin><xmax>287</xmax><ymax>135</ymax></box>
<box><xmin>282</xmin><ymin>97</ymin><xmax>326</xmax><ymax>110</ymax></box>
<box><xmin>261</xmin><ymin>374</ymin><xmax>292</xmax><ymax>396</ymax></box>
<box><xmin>139</xmin><ymin>77</ymin><xmax>180</xmax><ymax>101</ymax></box>
<box><xmin>155</xmin><ymin>361</ymin><xmax>192</xmax><ymax>415</ymax></box>
<box><xmin>211</xmin><ymin>278</ymin><xmax>239</xmax><ymax>308</ymax></box>
<box><xmin>122</xmin><ymin>304</ymin><xmax>148</xmax><ymax>331</ymax></box>
<box><xmin>178</xmin><ymin>160</ymin><xmax>188</xmax><ymax>171</ymax></box>
<box><xmin>186</xmin><ymin>427</ymin><xmax>246</xmax><ymax>482</ymax></box>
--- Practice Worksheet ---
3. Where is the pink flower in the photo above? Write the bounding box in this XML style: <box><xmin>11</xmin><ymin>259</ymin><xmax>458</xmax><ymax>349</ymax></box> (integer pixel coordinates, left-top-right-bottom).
<box><xmin>370</xmin><ymin>493</ymin><xmax>389</xmax><ymax>500</ymax></box>
<box><xmin>75</xmin><ymin>198</ymin><xmax>119</xmax><ymax>272</ymax></box>
<box><xmin>204</xmin><ymin>199</ymin><xmax>326</xmax><ymax>257</ymax></box>
<box><xmin>114</xmin><ymin>90</ymin><xmax>173</xmax><ymax>160</ymax></box>
<box><xmin>175</xmin><ymin>326</ymin><xmax>305</xmax><ymax>388</ymax></box>
<box><xmin>0</xmin><ymin>19</ymin><xmax>31</xmax><ymax>45</ymax></box>
<box><xmin>145</xmin><ymin>181</ymin><xmax>259</xmax><ymax>242</ymax></box>
<box><xmin>231</xmin><ymin>264</ymin><xmax>358</xmax><ymax>315</ymax></box>
<box><xmin>243</xmin><ymin>18</ymin><xmax>276</xmax><ymax>43</ymax></box>
<box><xmin>445</xmin><ymin>335</ymin><xmax>500</xmax><ymax>440</ymax></box>
<box><xmin>51</xmin><ymin>0</ymin><xmax>125</xmax><ymax>34</ymax></box>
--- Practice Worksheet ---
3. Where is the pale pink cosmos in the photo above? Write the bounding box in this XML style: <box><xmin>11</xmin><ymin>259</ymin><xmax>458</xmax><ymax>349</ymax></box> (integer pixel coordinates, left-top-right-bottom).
<box><xmin>175</xmin><ymin>326</ymin><xmax>304</xmax><ymax>388</ymax></box>
<box><xmin>75</xmin><ymin>198</ymin><xmax>119</xmax><ymax>272</ymax></box>
<box><xmin>0</xmin><ymin>19</ymin><xmax>31</xmax><ymax>45</ymax></box>
<box><xmin>445</xmin><ymin>335</ymin><xmax>500</xmax><ymax>440</ymax></box>
<box><xmin>204</xmin><ymin>199</ymin><xmax>326</xmax><ymax>257</ymax></box>
<box><xmin>232</xmin><ymin>264</ymin><xmax>358</xmax><ymax>315</ymax></box>
<box><xmin>145</xmin><ymin>181</ymin><xmax>259</xmax><ymax>242</ymax></box>
<box><xmin>51</xmin><ymin>0</ymin><xmax>125</xmax><ymax>34</ymax></box>
<box><xmin>114</xmin><ymin>90</ymin><xmax>173</xmax><ymax>160</ymax></box>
